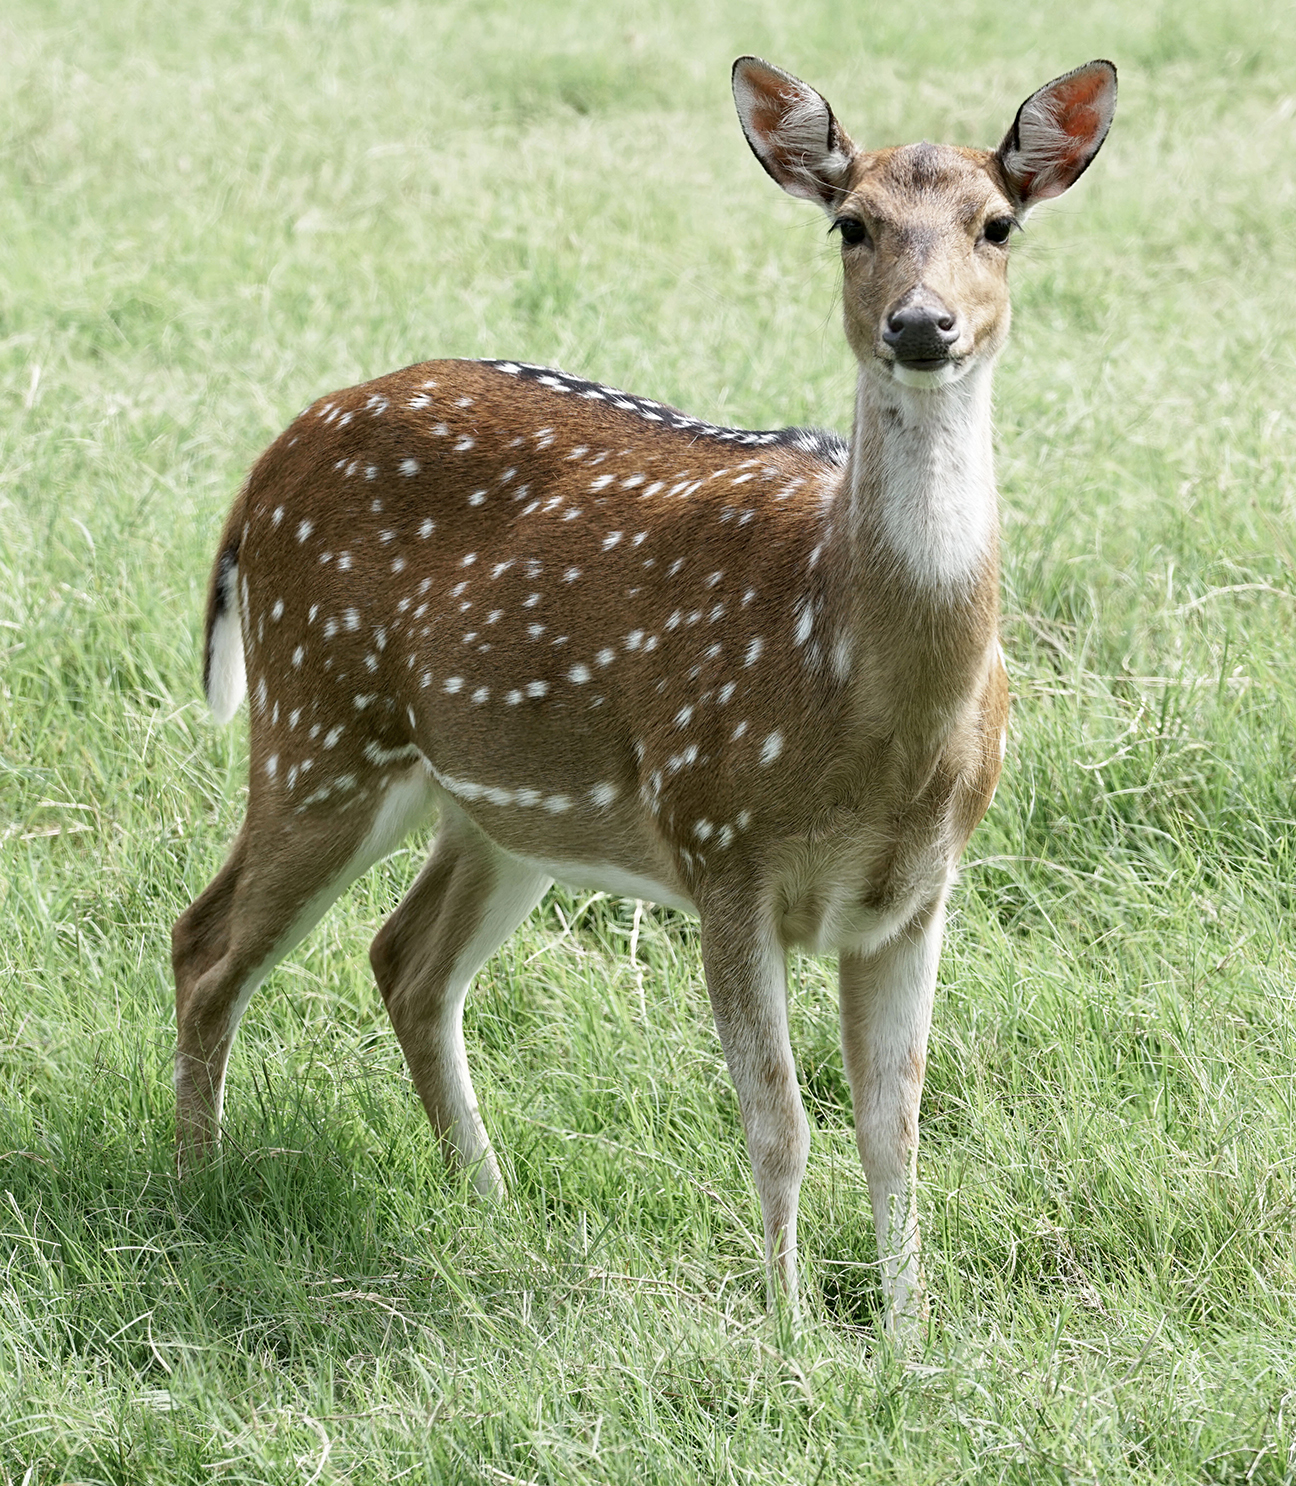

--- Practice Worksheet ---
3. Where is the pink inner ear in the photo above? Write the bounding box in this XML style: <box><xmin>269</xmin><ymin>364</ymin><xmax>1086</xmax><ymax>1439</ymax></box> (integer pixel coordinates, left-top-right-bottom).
<box><xmin>1052</xmin><ymin>72</ymin><xmax>1108</xmax><ymax>148</ymax></box>
<box><xmin>748</xmin><ymin>80</ymin><xmax>800</xmax><ymax>140</ymax></box>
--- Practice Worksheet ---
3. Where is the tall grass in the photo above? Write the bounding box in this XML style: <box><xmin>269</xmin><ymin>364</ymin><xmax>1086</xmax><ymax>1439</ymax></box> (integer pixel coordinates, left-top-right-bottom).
<box><xmin>3</xmin><ymin>0</ymin><xmax>1296</xmax><ymax>1480</ymax></box>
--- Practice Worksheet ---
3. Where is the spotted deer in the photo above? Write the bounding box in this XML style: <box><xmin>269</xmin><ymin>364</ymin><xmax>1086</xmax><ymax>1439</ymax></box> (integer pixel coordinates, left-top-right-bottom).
<box><xmin>173</xmin><ymin>57</ymin><xmax>1116</xmax><ymax>1330</ymax></box>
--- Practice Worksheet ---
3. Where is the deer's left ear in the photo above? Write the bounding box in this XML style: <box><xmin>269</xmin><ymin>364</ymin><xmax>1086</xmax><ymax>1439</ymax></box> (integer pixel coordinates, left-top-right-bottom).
<box><xmin>996</xmin><ymin>60</ymin><xmax>1117</xmax><ymax>210</ymax></box>
<box><xmin>732</xmin><ymin>57</ymin><xmax>857</xmax><ymax>214</ymax></box>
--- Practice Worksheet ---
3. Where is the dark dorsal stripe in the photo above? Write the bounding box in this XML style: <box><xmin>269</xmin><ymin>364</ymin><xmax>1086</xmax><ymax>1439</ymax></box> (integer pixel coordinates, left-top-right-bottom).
<box><xmin>479</xmin><ymin>360</ymin><xmax>848</xmax><ymax>467</ymax></box>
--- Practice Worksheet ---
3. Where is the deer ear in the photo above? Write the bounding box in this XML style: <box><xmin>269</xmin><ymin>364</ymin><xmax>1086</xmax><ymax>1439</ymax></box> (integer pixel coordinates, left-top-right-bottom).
<box><xmin>996</xmin><ymin>60</ymin><xmax>1117</xmax><ymax>210</ymax></box>
<box><xmin>732</xmin><ymin>57</ymin><xmax>857</xmax><ymax>214</ymax></box>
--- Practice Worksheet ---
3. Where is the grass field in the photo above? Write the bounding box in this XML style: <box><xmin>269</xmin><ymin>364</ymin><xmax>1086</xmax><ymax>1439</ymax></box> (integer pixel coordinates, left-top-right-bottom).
<box><xmin>4</xmin><ymin>0</ymin><xmax>1296</xmax><ymax>1480</ymax></box>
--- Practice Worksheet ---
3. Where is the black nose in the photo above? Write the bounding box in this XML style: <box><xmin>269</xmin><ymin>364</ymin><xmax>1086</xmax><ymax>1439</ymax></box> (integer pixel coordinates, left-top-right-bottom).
<box><xmin>882</xmin><ymin>298</ymin><xmax>959</xmax><ymax>365</ymax></box>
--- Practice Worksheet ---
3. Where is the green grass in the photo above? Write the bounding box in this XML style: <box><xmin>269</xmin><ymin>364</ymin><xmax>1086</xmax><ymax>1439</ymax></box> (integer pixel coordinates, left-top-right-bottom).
<box><xmin>3</xmin><ymin>0</ymin><xmax>1296</xmax><ymax>1479</ymax></box>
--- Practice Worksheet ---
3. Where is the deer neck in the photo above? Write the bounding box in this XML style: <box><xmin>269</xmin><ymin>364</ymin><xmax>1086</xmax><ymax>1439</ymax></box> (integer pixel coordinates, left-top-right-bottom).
<box><xmin>823</xmin><ymin>359</ymin><xmax>1001</xmax><ymax>748</ymax></box>
<box><xmin>847</xmin><ymin>358</ymin><xmax>998</xmax><ymax>595</ymax></box>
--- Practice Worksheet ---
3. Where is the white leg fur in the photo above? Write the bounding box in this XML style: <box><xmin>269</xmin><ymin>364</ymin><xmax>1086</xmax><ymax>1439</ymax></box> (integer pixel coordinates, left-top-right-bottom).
<box><xmin>370</xmin><ymin>802</ymin><xmax>551</xmax><ymax>1196</ymax></box>
<box><xmin>839</xmin><ymin>893</ymin><xmax>946</xmax><ymax>1332</ymax></box>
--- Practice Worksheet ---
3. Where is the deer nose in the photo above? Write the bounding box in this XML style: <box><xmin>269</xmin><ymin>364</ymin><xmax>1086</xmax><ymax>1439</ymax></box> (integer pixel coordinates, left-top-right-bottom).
<box><xmin>882</xmin><ymin>297</ymin><xmax>960</xmax><ymax>365</ymax></box>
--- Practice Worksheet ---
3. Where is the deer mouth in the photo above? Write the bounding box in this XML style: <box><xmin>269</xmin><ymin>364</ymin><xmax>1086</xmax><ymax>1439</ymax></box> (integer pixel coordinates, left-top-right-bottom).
<box><xmin>881</xmin><ymin>352</ymin><xmax>972</xmax><ymax>390</ymax></box>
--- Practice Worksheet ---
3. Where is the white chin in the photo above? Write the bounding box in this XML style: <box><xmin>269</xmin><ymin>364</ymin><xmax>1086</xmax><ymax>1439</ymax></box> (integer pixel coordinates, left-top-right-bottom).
<box><xmin>889</xmin><ymin>359</ymin><xmax>970</xmax><ymax>390</ymax></box>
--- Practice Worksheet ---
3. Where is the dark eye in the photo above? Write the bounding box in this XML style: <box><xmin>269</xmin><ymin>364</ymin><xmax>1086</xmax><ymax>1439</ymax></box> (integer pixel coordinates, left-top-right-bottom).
<box><xmin>984</xmin><ymin>216</ymin><xmax>1015</xmax><ymax>245</ymax></box>
<box><xmin>833</xmin><ymin>217</ymin><xmax>870</xmax><ymax>247</ymax></box>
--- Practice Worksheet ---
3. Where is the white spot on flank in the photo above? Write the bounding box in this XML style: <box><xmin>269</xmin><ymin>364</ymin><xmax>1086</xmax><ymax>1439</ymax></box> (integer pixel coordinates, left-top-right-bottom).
<box><xmin>760</xmin><ymin>731</ymin><xmax>784</xmax><ymax>765</ymax></box>
<box><xmin>525</xmin><ymin>680</ymin><xmax>549</xmax><ymax>699</ymax></box>
<box><xmin>292</xmin><ymin>646</ymin><xmax>305</xmax><ymax>668</ymax></box>
<box><xmin>732</xmin><ymin>720</ymin><xmax>748</xmax><ymax>739</ymax></box>
<box><xmin>674</xmin><ymin>705</ymin><xmax>694</xmax><ymax>728</ymax></box>
<box><xmin>544</xmin><ymin>794</ymin><xmax>572</xmax><ymax>813</ymax></box>
<box><xmin>596</xmin><ymin>647</ymin><xmax>615</xmax><ymax>667</ymax></box>
<box><xmin>454</xmin><ymin>436</ymin><xmax>475</xmax><ymax>452</ymax></box>
<box><xmin>564</xmin><ymin>567</ymin><xmax>580</xmax><ymax>583</ymax></box>
<box><xmin>718</xmin><ymin>681</ymin><xmax>736</xmax><ymax>704</ymax></box>
<box><xmin>602</xmin><ymin>531</ymin><xmax>623</xmax><ymax>550</ymax></box>
<box><xmin>365</xmin><ymin>465</ymin><xmax>379</xmax><ymax>481</ymax></box>
<box><xmin>694</xmin><ymin>820</ymin><xmax>713</xmax><ymax>841</ymax></box>
<box><xmin>265</xmin><ymin>753</ymin><xmax>278</xmax><ymax>779</ymax></box>
<box><xmin>271</xmin><ymin>599</ymin><xmax>284</xmax><ymax>621</ymax></box>
<box><xmin>400</xmin><ymin>459</ymin><xmax>420</xmax><ymax>476</ymax></box>
<box><xmin>745</xmin><ymin>637</ymin><xmax>763</xmax><ymax>667</ymax></box>
<box><xmin>794</xmin><ymin>608</ymin><xmax>813</xmax><ymax>646</ymax></box>
<box><xmin>472</xmin><ymin>686</ymin><xmax>490</xmax><ymax>704</ymax></box>
<box><xmin>271</xmin><ymin>506</ymin><xmax>284</xmax><ymax>527</ymax></box>
<box><xmin>568</xmin><ymin>664</ymin><xmax>591</xmax><ymax>684</ymax></box>
<box><xmin>444</xmin><ymin>677</ymin><xmax>464</xmax><ymax>694</ymax></box>
<box><xmin>590</xmin><ymin>782</ymin><xmax>618</xmax><ymax>808</ymax></box>
<box><xmin>296</xmin><ymin>519</ymin><xmax>313</xmax><ymax>543</ymax></box>
<box><xmin>324</xmin><ymin>726</ymin><xmax>344</xmax><ymax>748</ymax></box>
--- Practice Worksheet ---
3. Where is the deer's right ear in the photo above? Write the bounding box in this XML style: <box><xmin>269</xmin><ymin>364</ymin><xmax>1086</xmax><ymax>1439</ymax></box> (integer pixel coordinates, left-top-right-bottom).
<box><xmin>732</xmin><ymin>57</ymin><xmax>856</xmax><ymax>214</ymax></box>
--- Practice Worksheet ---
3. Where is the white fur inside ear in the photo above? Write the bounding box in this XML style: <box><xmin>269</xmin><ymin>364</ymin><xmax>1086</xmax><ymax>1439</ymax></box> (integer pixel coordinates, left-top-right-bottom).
<box><xmin>1001</xmin><ymin>93</ymin><xmax>1078</xmax><ymax>202</ymax></box>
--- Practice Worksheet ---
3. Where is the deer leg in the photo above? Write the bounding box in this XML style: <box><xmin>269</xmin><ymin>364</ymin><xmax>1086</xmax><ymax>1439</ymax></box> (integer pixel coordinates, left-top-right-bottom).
<box><xmin>172</xmin><ymin>768</ymin><xmax>434</xmax><ymax>1164</ymax></box>
<box><xmin>699</xmin><ymin>912</ymin><xmax>809</xmax><ymax>1310</ymax></box>
<box><xmin>838</xmin><ymin>893</ymin><xmax>945</xmax><ymax>1335</ymax></box>
<box><xmin>369</xmin><ymin>801</ymin><xmax>551</xmax><ymax>1196</ymax></box>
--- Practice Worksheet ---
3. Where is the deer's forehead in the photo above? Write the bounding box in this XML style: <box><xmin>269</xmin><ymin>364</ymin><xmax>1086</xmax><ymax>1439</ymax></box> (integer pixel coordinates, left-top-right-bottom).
<box><xmin>845</xmin><ymin>143</ymin><xmax>1011</xmax><ymax>225</ymax></box>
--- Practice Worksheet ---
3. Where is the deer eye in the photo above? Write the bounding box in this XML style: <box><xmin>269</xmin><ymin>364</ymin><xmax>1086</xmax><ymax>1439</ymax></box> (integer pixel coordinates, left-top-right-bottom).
<box><xmin>983</xmin><ymin>216</ymin><xmax>1015</xmax><ymax>245</ymax></box>
<box><xmin>832</xmin><ymin>217</ymin><xmax>871</xmax><ymax>248</ymax></box>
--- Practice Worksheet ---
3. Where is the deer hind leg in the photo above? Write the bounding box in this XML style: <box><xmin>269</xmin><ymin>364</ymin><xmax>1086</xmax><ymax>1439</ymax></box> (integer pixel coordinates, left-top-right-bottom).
<box><xmin>838</xmin><ymin>894</ymin><xmax>946</xmax><ymax>1335</ymax></box>
<box><xmin>172</xmin><ymin>767</ymin><xmax>435</xmax><ymax>1164</ymax></box>
<box><xmin>368</xmin><ymin>800</ymin><xmax>551</xmax><ymax>1196</ymax></box>
<box><xmin>699</xmin><ymin>911</ymin><xmax>809</xmax><ymax>1311</ymax></box>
